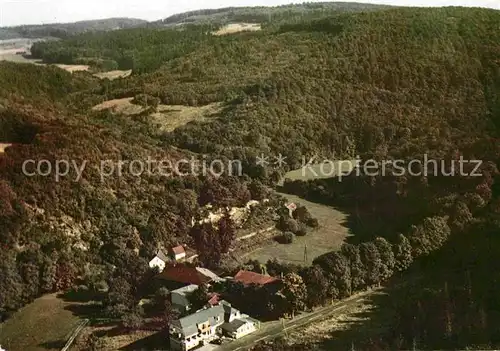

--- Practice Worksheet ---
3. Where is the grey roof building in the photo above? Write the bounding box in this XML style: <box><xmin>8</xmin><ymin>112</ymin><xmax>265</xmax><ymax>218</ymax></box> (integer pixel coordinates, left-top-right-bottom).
<box><xmin>173</xmin><ymin>304</ymin><xmax>225</xmax><ymax>336</ymax></box>
<box><xmin>170</xmin><ymin>304</ymin><xmax>225</xmax><ymax>350</ymax></box>
<box><xmin>169</xmin><ymin>301</ymin><xmax>259</xmax><ymax>350</ymax></box>
<box><xmin>221</xmin><ymin>318</ymin><xmax>247</xmax><ymax>333</ymax></box>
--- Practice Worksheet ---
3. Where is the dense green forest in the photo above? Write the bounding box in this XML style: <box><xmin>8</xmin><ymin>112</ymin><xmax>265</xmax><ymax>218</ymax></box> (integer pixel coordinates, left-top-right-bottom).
<box><xmin>153</xmin><ymin>2</ymin><xmax>390</xmax><ymax>26</ymax></box>
<box><xmin>2</xmin><ymin>4</ymin><xmax>500</xmax><ymax>350</ymax></box>
<box><xmin>0</xmin><ymin>18</ymin><xmax>147</xmax><ymax>40</ymax></box>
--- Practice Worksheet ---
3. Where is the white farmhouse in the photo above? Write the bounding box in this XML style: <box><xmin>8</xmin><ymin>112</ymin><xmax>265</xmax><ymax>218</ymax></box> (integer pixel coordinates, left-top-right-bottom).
<box><xmin>169</xmin><ymin>245</ymin><xmax>186</xmax><ymax>262</ymax></box>
<box><xmin>149</xmin><ymin>249</ymin><xmax>169</xmax><ymax>272</ymax></box>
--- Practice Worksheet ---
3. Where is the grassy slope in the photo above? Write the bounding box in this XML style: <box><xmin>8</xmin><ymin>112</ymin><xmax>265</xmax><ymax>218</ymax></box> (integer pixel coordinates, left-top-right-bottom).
<box><xmin>0</xmin><ymin>294</ymin><xmax>80</xmax><ymax>351</ymax></box>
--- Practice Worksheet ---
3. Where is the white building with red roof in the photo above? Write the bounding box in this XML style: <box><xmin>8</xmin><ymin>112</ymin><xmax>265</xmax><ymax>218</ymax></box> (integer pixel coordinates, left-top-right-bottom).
<box><xmin>169</xmin><ymin>245</ymin><xmax>186</xmax><ymax>262</ymax></box>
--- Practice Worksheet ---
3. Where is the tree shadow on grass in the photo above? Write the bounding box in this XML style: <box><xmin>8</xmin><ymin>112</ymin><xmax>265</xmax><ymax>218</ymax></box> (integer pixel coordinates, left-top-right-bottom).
<box><xmin>317</xmin><ymin>290</ymin><xmax>397</xmax><ymax>350</ymax></box>
<box><xmin>38</xmin><ymin>340</ymin><xmax>66</xmax><ymax>349</ymax></box>
<box><xmin>57</xmin><ymin>289</ymin><xmax>106</xmax><ymax>303</ymax></box>
<box><xmin>120</xmin><ymin>331</ymin><xmax>169</xmax><ymax>351</ymax></box>
<box><xmin>311</xmin><ymin>268</ymin><xmax>429</xmax><ymax>351</ymax></box>
<box><xmin>276</xmin><ymin>174</ymin><xmax>431</xmax><ymax>245</ymax></box>
<box><xmin>63</xmin><ymin>303</ymin><xmax>116</xmax><ymax>327</ymax></box>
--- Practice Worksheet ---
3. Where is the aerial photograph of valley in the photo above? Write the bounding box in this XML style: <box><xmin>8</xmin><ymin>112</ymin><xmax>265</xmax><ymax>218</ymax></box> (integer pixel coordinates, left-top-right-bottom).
<box><xmin>1</xmin><ymin>0</ymin><xmax>500</xmax><ymax>350</ymax></box>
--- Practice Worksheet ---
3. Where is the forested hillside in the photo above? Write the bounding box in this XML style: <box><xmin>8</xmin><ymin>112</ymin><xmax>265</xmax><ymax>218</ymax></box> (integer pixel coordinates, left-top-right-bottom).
<box><xmin>2</xmin><ymin>5</ymin><xmax>500</xmax><ymax>350</ymax></box>
<box><xmin>0</xmin><ymin>18</ymin><xmax>147</xmax><ymax>40</ymax></box>
<box><xmin>153</xmin><ymin>2</ymin><xmax>390</xmax><ymax>27</ymax></box>
<box><xmin>0</xmin><ymin>62</ymin><xmax>256</xmax><ymax>321</ymax></box>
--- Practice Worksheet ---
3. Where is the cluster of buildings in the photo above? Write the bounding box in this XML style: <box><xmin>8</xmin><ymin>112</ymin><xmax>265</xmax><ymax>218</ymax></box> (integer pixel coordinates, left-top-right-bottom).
<box><xmin>151</xmin><ymin>248</ymin><xmax>280</xmax><ymax>351</ymax></box>
<box><xmin>169</xmin><ymin>299</ymin><xmax>259</xmax><ymax>350</ymax></box>
<box><xmin>149</xmin><ymin>245</ymin><xmax>187</xmax><ymax>272</ymax></box>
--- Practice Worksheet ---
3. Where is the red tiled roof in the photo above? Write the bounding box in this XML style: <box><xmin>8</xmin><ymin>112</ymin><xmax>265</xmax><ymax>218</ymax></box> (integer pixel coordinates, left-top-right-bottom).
<box><xmin>207</xmin><ymin>293</ymin><xmax>220</xmax><ymax>306</ymax></box>
<box><xmin>158</xmin><ymin>264</ymin><xmax>212</xmax><ymax>285</ymax></box>
<box><xmin>171</xmin><ymin>245</ymin><xmax>185</xmax><ymax>255</ymax></box>
<box><xmin>234</xmin><ymin>270</ymin><xmax>279</xmax><ymax>286</ymax></box>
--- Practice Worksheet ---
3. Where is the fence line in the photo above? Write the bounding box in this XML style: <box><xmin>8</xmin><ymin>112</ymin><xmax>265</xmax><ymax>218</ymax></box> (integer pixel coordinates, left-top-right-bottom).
<box><xmin>61</xmin><ymin>319</ymin><xmax>89</xmax><ymax>351</ymax></box>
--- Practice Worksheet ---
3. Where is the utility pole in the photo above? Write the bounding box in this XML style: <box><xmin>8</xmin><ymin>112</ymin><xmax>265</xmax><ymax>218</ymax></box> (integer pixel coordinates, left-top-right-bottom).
<box><xmin>281</xmin><ymin>318</ymin><xmax>287</xmax><ymax>337</ymax></box>
<box><xmin>304</xmin><ymin>244</ymin><xmax>308</xmax><ymax>264</ymax></box>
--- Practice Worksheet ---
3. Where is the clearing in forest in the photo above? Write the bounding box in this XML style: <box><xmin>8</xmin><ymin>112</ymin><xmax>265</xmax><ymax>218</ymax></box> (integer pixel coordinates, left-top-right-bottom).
<box><xmin>54</xmin><ymin>64</ymin><xmax>90</xmax><ymax>73</ymax></box>
<box><xmin>93</xmin><ymin>69</ymin><xmax>132</xmax><ymax>80</ymax></box>
<box><xmin>151</xmin><ymin>103</ymin><xmax>223</xmax><ymax>132</ymax></box>
<box><xmin>92</xmin><ymin>98</ymin><xmax>224</xmax><ymax>131</ymax></box>
<box><xmin>246</xmin><ymin>193</ymin><xmax>351</xmax><ymax>266</ymax></box>
<box><xmin>0</xmin><ymin>293</ymin><xmax>82</xmax><ymax>351</ymax></box>
<box><xmin>279</xmin><ymin>160</ymin><xmax>358</xmax><ymax>185</ymax></box>
<box><xmin>213</xmin><ymin>23</ymin><xmax>262</xmax><ymax>36</ymax></box>
<box><xmin>92</xmin><ymin>97</ymin><xmax>144</xmax><ymax>114</ymax></box>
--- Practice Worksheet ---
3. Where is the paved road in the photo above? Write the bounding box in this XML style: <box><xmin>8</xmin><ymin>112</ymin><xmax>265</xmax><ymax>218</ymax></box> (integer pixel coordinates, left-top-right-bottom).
<box><xmin>218</xmin><ymin>289</ymin><xmax>379</xmax><ymax>351</ymax></box>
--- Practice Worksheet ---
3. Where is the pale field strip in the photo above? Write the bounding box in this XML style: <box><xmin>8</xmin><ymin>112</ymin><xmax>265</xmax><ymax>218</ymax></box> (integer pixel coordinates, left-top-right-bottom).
<box><xmin>0</xmin><ymin>48</ymin><xmax>130</xmax><ymax>78</ymax></box>
<box><xmin>92</xmin><ymin>98</ymin><xmax>223</xmax><ymax>132</ymax></box>
<box><xmin>213</xmin><ymin>23</ymin><xmax>262</xmax><ymax>36</ymax></box>
<box><xmin>93</xmin><ymin>69</ymin><xmax>132</xmax><ymax>80</ymax></box>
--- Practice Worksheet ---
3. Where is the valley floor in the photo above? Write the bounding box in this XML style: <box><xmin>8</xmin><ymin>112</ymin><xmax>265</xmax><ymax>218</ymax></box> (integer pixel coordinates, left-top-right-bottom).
<box><xmin>0</xmin><ymin>294</ymin><xmax>82</xmax><ymax>351</ymax></box>
<box><xmin>245</xmin><ymin>193</ymin><xmax>351</xmax><ymax>265</ymax></box>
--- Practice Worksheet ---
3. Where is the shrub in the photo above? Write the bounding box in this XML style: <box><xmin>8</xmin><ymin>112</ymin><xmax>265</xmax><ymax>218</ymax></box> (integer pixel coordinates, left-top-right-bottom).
<box><xmin>281</xmin><ymin>231</ymin><xmax>295</xmax><ymax>244</ymax></box>
<box><xmin>132</xmin><ymin>93</ymin><xmax>160</xmax><ymax>108</ymax></box>
<box><xmin>307</xmin><ymin>217</ymin><xmax>319</xmax><ymax>228</ymax></box>
<box><xmin>296</xmin><ymin>224</ymin><xmax>308</xmax><ymax>236</ymax></box>
<box><xmin>121</xmin><ymin>308</ymin><xmax>144</xmax><ymax>330</ymax></box>
<box><xmin>279</xmin><ymin>217</ymin><xmax>300</xmax><ymax>233</ymax></box>
<box><xmin>293</xmin><ymin>205</ymin><xmax>313</xmax><ymax>224</ymax></box>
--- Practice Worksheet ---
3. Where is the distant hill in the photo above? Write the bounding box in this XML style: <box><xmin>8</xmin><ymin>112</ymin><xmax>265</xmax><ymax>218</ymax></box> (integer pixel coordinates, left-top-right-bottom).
<box><xmin>0</xmin><ymin>3</ymin><xmax>390</xmax><ymax>40</ymax></box>
<box><xmin>0</xmin><ymin>18</ymin><xmax>147</xmax><ymax>40</ymax></box>
<box><xmin>150</xmin><ymin>2</ymin><xmax>392</xmax><ymax>27</ymax></box>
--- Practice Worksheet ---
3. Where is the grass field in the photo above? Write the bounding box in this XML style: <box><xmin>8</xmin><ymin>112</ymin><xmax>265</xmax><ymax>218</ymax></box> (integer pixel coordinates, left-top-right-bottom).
<box><xmin>92</xmin><ymin>97</ymin><xmax>144</xmax><ymax>114</ymax></box>
<box><xmin>278</xmin><ymin>160</ymin><xmax>358</xmax><ymax>186</ymax></box>
<box><xmin>0</xmin><ymin>53</ymin><xmax>89</xmax><ymax>73</ymax></box>
<box><xmin>92</xmin><ymin>98</ymin><xmax>224</xmax><ymax>131</ymax></box>
<box><xmin>213</xmin><ymin>23</ymin><xmax>261</xmax><ymax>36</ymax></box>
<box><xmin>151</xmin><ymin>103</ymin><xmax>223</xmax><ymax>132</ymax></box>
<box><xmin>0</xmin><ymin>294</ymin><xmax>81</xmax><ymax>351</ymax></box>
<box><xmin>245</xmin><ymin>193</ymin><xmax>351</xmax><ymax>266</ymax></box>
<box><xmin>284</xmin><ymin>289</ymin><xmax>393</xmax><ymax>349</ymax></box>
<box><xmin>54</xmin><ymin>64</ymin><xmax>90</xmax><ymax>73</ymax></box>
<box><xmin>0</xmin><ymin>53</ymin><xmax>43</xmax><ymax>64</ymax></box>
<box><xmin>0</xmin><ymin>51</ymin><xmax>128</xmax><ymax>78</ymax></box>
<box><xmin>93</xmin><ymin>69</ymin><xmax>132</xmax><ymax>80</ymax></box>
